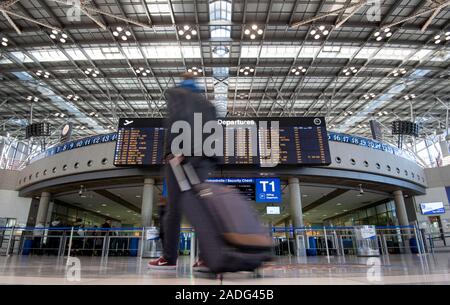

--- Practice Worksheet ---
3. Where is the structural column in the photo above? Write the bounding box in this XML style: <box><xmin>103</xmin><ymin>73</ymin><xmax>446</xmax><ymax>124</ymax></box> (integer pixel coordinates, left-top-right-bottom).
<box><xmin>393</xmin><ymin>190</ymin><xmax>409</xmax><ymax>226</ymax></box>
<box><xmin>141</xmin><ymin>178</ymin><xmax>155</xmax><ymax>227</ymax></box>
<box><xmin>288</xmin><ymin>177</ymin><xmax>304</xmax><ymax>228</ymax></box>
<box><xmin>35</xmin><ymin>191</ymin><xmax>51</xmax><ymax>227</ymax></box>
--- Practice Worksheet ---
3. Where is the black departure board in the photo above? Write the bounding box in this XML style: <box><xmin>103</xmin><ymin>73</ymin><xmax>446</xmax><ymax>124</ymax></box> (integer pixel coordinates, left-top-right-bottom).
<box><xmin>114</xmin><ymin>119</ymin><xmax>166</xmax><ymax>166</ymax></box>
<box><xmin>113</xmin><ymin>117</ymin><xmax>331</xmax><ymax>166</ymax></box>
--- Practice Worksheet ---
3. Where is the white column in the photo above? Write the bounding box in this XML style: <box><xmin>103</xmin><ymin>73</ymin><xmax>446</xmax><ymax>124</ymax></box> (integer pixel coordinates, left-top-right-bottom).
<box><xmin>394</xmin><ymin>190</ymin><xmax>409</xmax><ymax>226</ymax></box>
<box><xmin>288</xmin><ymin>177</ymin><xmax>304</xmax><ymax>228</ymax></box>
<box><xmin>45</xmin><ymin>201</ymin><xmax>54</xmax><ymax>226</ymax></box>
<box><xmin>35</xmin><ymin>191</ymin><xmax>50</xmax><ymax>226</ymax></box>
<box><xmin>141</xmin><ymin>178</ymin><xmax>155</xmax><ymax>227</ymax></box>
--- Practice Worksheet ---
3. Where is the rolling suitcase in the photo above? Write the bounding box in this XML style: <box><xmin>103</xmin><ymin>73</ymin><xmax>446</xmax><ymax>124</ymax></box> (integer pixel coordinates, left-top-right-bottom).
<box><xmin>169</xmin><ymin>158</ymin><xmax>273</xmax><ymax>273</ymax></box>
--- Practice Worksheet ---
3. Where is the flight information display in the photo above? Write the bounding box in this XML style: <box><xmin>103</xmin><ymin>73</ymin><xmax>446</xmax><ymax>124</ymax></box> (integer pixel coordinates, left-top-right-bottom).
<box><xmin>114</xmin><ymin>119</ymin><xmax>166</xmax><ymax>166</ymax></box>
<box><xmin>113</xmin><ymin>117</ymin><xmax>331</xmax><ymax>166</ymax></box>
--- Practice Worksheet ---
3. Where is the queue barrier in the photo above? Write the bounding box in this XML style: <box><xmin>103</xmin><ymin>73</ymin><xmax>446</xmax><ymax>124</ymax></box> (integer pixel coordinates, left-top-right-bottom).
<box><xmin>0</xmin><ymin>225</ymin><xmax>427</xmax><ymax>262</ymax></box>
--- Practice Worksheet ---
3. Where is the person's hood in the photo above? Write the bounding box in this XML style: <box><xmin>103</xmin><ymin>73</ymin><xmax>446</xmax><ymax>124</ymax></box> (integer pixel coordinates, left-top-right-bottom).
<box><xmin>178</xmin><ymin>79</ymin><xmax>202</xmax><ymax>93</ymax></box>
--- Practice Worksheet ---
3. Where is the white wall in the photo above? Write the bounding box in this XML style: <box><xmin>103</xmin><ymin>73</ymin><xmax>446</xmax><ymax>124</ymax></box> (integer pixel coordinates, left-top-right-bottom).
<box><xmin>414</xmin><ymin>166</ymin><xmax>450</xmax><ymax>235</ymax></box>
<box><xmin>0</xmin><ymin>189</ymin><xmax>32</xmax><ymax>226</ymax></box>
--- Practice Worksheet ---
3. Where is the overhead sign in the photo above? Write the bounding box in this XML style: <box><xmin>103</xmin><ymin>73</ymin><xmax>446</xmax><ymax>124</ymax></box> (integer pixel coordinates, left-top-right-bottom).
<box><xmin>255</xmin><ymin>178</ymin><xmax>281</xmax><ymax>203</ymax></box>
<box><xmin>420</xmin><ymin>202</ymin><xmax>445</xmax><ymax>215</ymax></box>
<box><xmin>266</xmin><ymin>206</ymin><xmax>280</xmax><ymax>215</ymax></box>
<box><xmin>206</xmin><ymin>178</ymin><xmax>255</xmax><ymax>201</ymax></box>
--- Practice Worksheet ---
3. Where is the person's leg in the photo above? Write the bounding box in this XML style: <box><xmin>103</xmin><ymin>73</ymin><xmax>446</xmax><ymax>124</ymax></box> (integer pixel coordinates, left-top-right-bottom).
<box><xmin>158</xmin><ymin>207</ymin><xmax>165</xmax><ymax>247</ymax></box>
<box><xmin>161</xmin><ymin>165</ymin><xmax>182</xmax><ymax>265</ymax></box>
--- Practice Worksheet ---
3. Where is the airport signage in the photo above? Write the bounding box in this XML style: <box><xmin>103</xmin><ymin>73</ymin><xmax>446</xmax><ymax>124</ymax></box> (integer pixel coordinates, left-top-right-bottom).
<box><xmin>328</xmin><ymin>132</ymin><xmax>415</xmax><ymax>161</ymax></box>
<box><xmin>255</xmin><ymin>178</ymin><xmax>281</xmax><ymax>203</ymax></box>
<box><xmin>31</xmin><ymin>130</ymin><xmax>415</xmax><ymax>164</ymax></box>
<box><xmin>266</xmin><ymin>206</ymin><xmax>281</xmax><ymax>215</ymax></box>
<box><xmin>420</xmin><ymin>202</ymin><xmax>445</xmax><ymax>215</ymax></box>
<box><xmin>44</xmin><ymin>132</ymin><xmax>117</xmax><ymax>158</ymax></box>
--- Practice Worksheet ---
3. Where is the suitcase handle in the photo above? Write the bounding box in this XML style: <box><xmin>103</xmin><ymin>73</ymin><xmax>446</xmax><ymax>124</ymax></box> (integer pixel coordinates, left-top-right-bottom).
<box><xmin>182</xmin><ymin>163</ymin><xmax>201</xmax><ymax>185</ymax></box>
<box><xmin>168</xmin><ymin>158</ymin><xmax>192</xmax><ymax>191</ymax></box>
<box><xmin>168</xmin><ymin>158</ymin><xmax>203</xmax><ymax>191</ymax></box>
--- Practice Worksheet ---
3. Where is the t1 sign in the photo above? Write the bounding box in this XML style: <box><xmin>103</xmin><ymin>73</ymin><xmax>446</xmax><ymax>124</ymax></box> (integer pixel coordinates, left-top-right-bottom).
<box><xmin>255</xmin><ymin>178</ymin><xmax>281</xmax><ymax>203</ymax></box>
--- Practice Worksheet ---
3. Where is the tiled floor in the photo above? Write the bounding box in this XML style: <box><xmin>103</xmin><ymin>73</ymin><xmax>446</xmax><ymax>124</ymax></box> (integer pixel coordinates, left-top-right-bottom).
<box><xmin>0</xmin><ymin>253</ymin><xmax>449</xmax><ymax>285</ymax></box>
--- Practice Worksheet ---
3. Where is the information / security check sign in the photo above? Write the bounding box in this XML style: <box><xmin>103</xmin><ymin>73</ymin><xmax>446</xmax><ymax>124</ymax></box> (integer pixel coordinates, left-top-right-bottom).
<box><xmin>255</xmin><ymin>178</ymin><xmax>281</xmax><ymax>203</ymax></box>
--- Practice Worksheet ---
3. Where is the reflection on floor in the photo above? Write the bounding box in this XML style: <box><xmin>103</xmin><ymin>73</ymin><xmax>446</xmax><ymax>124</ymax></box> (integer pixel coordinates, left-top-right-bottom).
<box><xmin>0</xmin><ymin>254</ymin><xmax>449</xmax><ymax>285</ymax></box>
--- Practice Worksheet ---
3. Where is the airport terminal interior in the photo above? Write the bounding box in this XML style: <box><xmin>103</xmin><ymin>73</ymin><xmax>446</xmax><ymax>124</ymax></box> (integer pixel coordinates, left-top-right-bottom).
<box><xmin>0</xmin><ymin>0</ymin><xmax>450</xmax><ymax>285</ymax></box>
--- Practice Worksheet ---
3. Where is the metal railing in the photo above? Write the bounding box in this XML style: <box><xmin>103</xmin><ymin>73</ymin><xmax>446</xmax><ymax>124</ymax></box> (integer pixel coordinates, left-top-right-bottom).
<box><xmin>0</xmin><ymin>225</ymin><xmax>427</xmax><ymax>263</ymax></box>
<box><xmin>270</xmin><ymin>225</ymin><xmax>426</xmax><ymax>261</ymax></box>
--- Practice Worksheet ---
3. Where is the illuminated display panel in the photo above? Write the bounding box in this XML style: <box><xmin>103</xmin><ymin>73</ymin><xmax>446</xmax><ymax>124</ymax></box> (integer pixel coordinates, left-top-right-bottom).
<box><xmin>113</xmin><ymin>117</ymin><xmax>331</xmax><ymax>166</ymax></box>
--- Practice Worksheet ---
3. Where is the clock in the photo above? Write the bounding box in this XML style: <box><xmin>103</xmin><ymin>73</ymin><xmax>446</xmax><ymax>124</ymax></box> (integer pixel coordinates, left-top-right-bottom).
<box><xmin>61</xmin><ymin>124</ymin><xmax>70</xmax><ymax>136</ymax></box>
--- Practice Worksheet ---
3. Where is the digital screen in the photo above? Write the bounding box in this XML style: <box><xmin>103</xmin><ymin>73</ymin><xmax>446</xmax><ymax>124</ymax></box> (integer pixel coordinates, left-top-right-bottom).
<box><xmin>420</xmin><ymin>202</ymin><xmax>445</xmax><ymax>215</ymax></box>
<box><xmin>206</xmin><ymin>178</ymin><xmax>255</xmax><ymax>201</ymax></box>
<box><xmin>114</xmin><ymin>119</ymin><xmax>166</xmax><ymax>166</ymax></box>
<box><xmin>266</xmin><ymin>206</ymin><xmax>281</xmax><ymax>215</ymax></box>
<box><xmin>113</xmin><ymin>117</ymin><xmax>330</xmax><ymax>166</ymax></box>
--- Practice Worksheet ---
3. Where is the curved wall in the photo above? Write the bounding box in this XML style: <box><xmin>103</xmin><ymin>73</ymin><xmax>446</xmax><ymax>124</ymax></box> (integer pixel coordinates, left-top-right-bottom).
<box><xmin>15</xmin><ymin>139</ymin><xmax>427</xmax><ymax>196</ymax></box>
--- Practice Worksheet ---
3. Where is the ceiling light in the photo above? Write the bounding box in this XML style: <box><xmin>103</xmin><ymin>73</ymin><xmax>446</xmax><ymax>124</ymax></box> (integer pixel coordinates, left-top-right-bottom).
<box><xmin>374</xmin><ymin>28</ymin><xmax>391</xmax><ymax>41</ymax></box>
<box><xmin>187</xmin><ymin>66</ymin><xmax>202</xmax><ymax>75</ymax></box>
<box><xmin>49</xmin><ymin>30</ymin><xmax>68</xmax><ymax>43</ymax></box>
<box><xmin>178</xmin><ymin>25</ymin><xmax>197</xmax><ymax>39</ymax></box>
<box><xmin>36</xmin><ymin>70</ymin><xmax>51</xmax><ymax>79</ymax></box>
<box><xmin>113</xmin><ymin>31</ymin><xmax>119</xmax><ymax>37</ymax></box>
<box><xmin>244</xmin><ymin>25</ymin><xmax>263</xmax><ymax>38</ymax></box>
<box><xmin>101</xmin><ymin>204</ymin><xmax>107</xmax><ymax>207</ymax></box>
<box><xmin>311</xmin><ymin>26</ymin><xmax>330</xmax><ymax>39</ymax></box>
<box><xmin>291</xmin><ymin>66</ymin><xmax>307</xmax><ymax>75</ymax></box>
<box><xmin>239</xmin><ymin>66</ymin><xmax>255</xmax><ymax>76</ymax></box>
<box><xmin>336</xmin><ymin>203</ymin><xmax>342</xmax><ymax>206</ymax></box>
<box><xmin>342</xmin><ymin>66</ymin><xmax>358</xmax><ymax>75</ymax></box>
<box><xmin>434</xmin><ymin>32</ymin><xmax>450</xmax><ymax>44</ymax></box>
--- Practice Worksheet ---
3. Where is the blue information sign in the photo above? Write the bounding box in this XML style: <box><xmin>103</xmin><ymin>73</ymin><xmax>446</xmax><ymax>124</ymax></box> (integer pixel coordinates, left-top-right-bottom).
<box><xmin>255</xmin><ymin>178</ymin><xmax>281</xmax><ymax>203</ymax></box>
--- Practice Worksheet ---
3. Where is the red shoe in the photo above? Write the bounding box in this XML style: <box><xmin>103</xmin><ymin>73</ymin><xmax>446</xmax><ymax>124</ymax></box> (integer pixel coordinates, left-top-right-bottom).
<box><xmin>148</xmin><ymin>257</ymin><xmax>177</xmax><ymax>270</ymax></box>
<box><xmin>193</xmin><ymin>260</ymin><xmax>210</xmax><ymax>273</ymax></box>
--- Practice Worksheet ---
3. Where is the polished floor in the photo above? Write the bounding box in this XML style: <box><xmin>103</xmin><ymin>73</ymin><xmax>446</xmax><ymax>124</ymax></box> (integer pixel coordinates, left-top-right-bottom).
<box><xmin>0</xmin><ymin>253</ymin><xmax>449</xmax><ymax>285</ymax></box>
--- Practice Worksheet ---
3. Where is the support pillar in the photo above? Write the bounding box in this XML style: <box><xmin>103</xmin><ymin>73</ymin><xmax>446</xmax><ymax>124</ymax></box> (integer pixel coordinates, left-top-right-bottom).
<box><xmin>141</xmin><ymin>178</ymin><xmax>155</xmax><ymax>227</ymax></box>
<box><xmin>393</xmin><ymin>190</ymin><xmax>409</xmax><ymax>226</ymax></box>
<box><xmin>35</xmin><ymin>192</ymin><xmax>50</xmax><ymax>227</ymax></box>
<box><xmin>288</xmin><ymin>177</ymin><xmax>304</xmax><ymax>228</ymax></box>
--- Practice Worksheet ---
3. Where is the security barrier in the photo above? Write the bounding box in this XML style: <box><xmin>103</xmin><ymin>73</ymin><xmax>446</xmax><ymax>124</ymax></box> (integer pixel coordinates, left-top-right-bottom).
<box><xmin>0</xmin><ymin>225</ymin><xmax>426</xmax><ymax>262</ymax></box>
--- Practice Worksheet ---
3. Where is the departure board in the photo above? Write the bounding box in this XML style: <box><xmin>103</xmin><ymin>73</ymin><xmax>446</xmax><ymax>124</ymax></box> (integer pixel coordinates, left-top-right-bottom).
<box><xmin>113</xmin><ymin>117</ymin><xmax>331</xmax><ymax>166</ymax></box>
<box><xmin>114</xmin><ymin>119</ymin><xmax>166</xmax><ymax>166</ymax></box>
